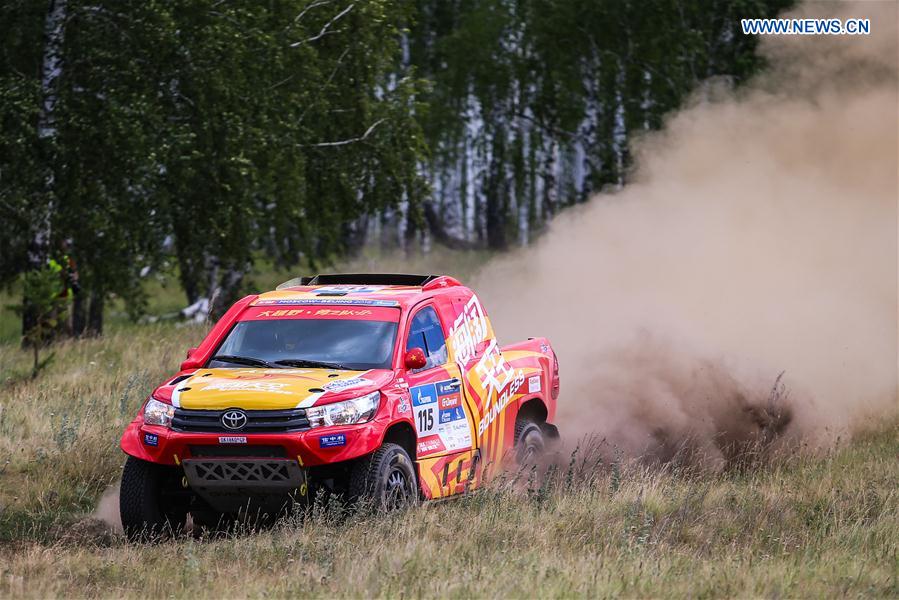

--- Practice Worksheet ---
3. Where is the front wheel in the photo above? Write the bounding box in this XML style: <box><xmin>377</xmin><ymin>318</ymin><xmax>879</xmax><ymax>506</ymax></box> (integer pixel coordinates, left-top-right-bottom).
<box><xmin>349</xmin><ymin>443</ymin><xmax>418</xmax><ymax>510</ymax></box>
<box><xmin>119</xmin><ymin>456</ymin><xmax>188</xmax><ymax>541</ymax></box>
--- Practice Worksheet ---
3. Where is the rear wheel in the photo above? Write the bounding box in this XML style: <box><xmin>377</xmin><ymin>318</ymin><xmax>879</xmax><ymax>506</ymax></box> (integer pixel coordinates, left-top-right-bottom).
<box><xmin>514</xmin><ymin>420</ymin><xmax>546</xmax><ymax>467</ymax></box>
<box><xmin>349</xmin><ymin>443</ymin><xmax>418</xmax><ymax>510</ymax></box>
<box><xmin>119</xmin><ymin>456</ymin><xmax>188</xmax><ymax>541</ymax></box>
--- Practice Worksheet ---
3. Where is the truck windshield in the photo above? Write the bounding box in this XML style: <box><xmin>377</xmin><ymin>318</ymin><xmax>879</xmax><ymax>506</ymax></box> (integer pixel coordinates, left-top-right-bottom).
<box><xmin>209</xmin><ymin>319</ymin><xmax>397</xmax><ymax>370</ymax></box>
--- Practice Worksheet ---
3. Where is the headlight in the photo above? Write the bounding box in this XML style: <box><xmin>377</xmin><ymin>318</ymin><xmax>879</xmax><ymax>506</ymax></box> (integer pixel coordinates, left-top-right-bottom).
<box><xmin>306</xmin><ymin>391</ymin><xmax>379</xmax><ymax>428</ymax></box>
<box><xmin>143</xmin><ymin>397</ymin><xmax>175</xmax><ymax>427</ymax></box>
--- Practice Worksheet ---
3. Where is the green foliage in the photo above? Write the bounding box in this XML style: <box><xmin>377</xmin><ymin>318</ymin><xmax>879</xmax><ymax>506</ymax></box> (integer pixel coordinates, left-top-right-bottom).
<box><xmin>1</xmin><ymin>0</ymin><xmax>428</xmax><ymax>325</ymax></box>
<box><xmin>8</xmin><ymin>261</ymin><xmax>69</xmax><ymax>377</ymax></box>
<box><xmin>0</xmin><ymin>0</ymin><xmax>795</xmax><ymax>325</ymax></box>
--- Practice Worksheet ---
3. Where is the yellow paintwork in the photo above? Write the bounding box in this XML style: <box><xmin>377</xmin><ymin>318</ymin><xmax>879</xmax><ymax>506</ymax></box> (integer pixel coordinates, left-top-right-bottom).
<box><xmin>174</xmin><ymin>368</ymin><xmax>373</xmax><ymax>410</ymax></box>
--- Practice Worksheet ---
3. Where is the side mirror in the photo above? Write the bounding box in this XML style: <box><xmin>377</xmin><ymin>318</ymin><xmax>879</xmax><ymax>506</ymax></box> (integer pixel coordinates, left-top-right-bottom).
<box><xmin>186</xmin><ymin>347</ymin><xmax>198</xmax><ymax>359</ymax></box>
<box><xmin>404</xmin><ymin>347</ymin><xmax>427</xmax><ymax>371</ymax></box>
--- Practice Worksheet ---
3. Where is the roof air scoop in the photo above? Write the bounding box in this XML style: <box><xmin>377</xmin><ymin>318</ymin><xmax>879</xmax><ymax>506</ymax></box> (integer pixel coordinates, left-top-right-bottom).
<box><xmin>275</xmin><ymin>273</ymin><xmax>459</xmax><ymax>289</ymax></box>
<box><xmin>309</xmin><ymin>273</ymin><xmax>435</xmax><ymax>286</ymax></box>
<box><xmin>276</xmin><ymin>276</ymin><xmax>314</xmax><ymax>290</ymax></box>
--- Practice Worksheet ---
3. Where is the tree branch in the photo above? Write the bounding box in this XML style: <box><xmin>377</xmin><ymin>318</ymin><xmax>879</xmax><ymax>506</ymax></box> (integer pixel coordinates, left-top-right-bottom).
<box><xmin>305</xmin><ymin>118</ymin><xmax>386</xmax><ymax>148</ymax></box>
<box><xmin>289</xmin><ymin>3</ymin><xmax>355</xmax><ymax>47</ymax></box>
<box><xmin>293</xmin><ymin>0</ymin><xmax>333</xmax><ymax>24</ymax></box>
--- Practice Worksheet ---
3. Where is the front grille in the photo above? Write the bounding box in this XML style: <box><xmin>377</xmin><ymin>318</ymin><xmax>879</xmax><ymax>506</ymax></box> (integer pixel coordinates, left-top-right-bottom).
<box><xmin>172</xmin><ymin>408</ymin><xmax>309</xmax><ymax>433</ymax></box>
<box><xmin>185</xmin><ymin>460</ymin><xmax>296</xmax><ymax>484</ymax></box>
<box><xmin>189</xmin><ymin>444</ymin><xmax>287</xmax><ymax>458</ymax></box>
<box><xmin>182</xmin><ymin>458</ymin><xmax>307</xmax><ymax>512</ymax></box>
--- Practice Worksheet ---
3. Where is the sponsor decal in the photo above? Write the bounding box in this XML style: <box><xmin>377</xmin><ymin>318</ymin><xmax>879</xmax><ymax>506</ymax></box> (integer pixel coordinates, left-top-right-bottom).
<box><xmin>323</xmin><ymin>377</ymin><xmax>369</xmax><ymax>392</ymax></box>
<box><xmin>202</xmin><ymin>381</ymin><xmax>294</xmax><ymax>395</ymax></box>
<box><xmin>314</xmin><ymin>285</ymin><xmax>384</xmax><ymax>294</ymax></box>
<box><xmin>476</xmin><ymin>338</ymin><xmax>520</xmax><ymax>409</ymax></box>
<box><xmin>449</xmin><ymin>295</ymin><xmax>489</xmax><ymax>366</ymax></box>
<box><xmin>255</xmin><ymin>298</ymin><xmax>398</xmax><ymax>307</ymax></box>
<box><xmin>218</xmin><ymin>436</ymin><xmax>247</xmax><ymax>444</ymax></box>
<box><xmin>477</xmin><ymin>356</ymin><xmax>526</xmax><ymax>436</ymax></box>
<box><xmin>255</xmin><ymin>308</ymin><xmax>374</xmax><ymax>318</ymax></box>
<box><xmin>411</xmin><ymin>384</ymin><xmax>438</xmax><ymax>436</ymax></box>
<box><xmin>439</xmin><ymin>406</ymin><xmax>466</xmax><ymax>424</ymax></box>
<box><xmin>143</xmin><ymin>433</ymin><xmax>159</xmax><ymax>447</ymax></box>
<box><xmin>417</xmin><ymin>435</ymin><xmax>446</xmax><ymax>456</ymax></box>
<box><xmin>257</xmin><ymin>308</ymin><xmax>307</xmax><ymax>317</ymax></box>
<box><xmin>397</xmin><ymin>397</ymin><xmax>410</xmax><ymax>414</ymax></box>
<box><xmin>310</xmin><ymin>308</ymin><xmax>373</xmax><ymax>317</ymax></box>
<box><xmin>411</xmin><ymin>380</ymin><xmax>472</xmax><ymax>454</ymax></box>
<box><xmin>435</xmin><ymin>380</ymin><xmax>459</xmax><ymax>396</ymax></box>
<box><xmin>319</xmin><ymin>433</ymin><xmax>347</xmax><ymax>448</ymax></box>
<box><xmin>411</xmin><ymin>384</ymin><xmax>437</xmax><ymax>407</ymax></box>
<box><xmin>244</xmin><ymin>305</ymin><xmax>399</xmax><ymax>322</ymax></box>
<box><xmin>439</xmin><ymin>394</ymin><xmax>461</xmax><ymax>410</ymax></box>
<box><xmin>540</xmin><ymin>343</ymin><xmax>550</xmax><ymax>354</ymax></box>
<box><xmin>528</xmin><ymin>375</ymin><xmax>541</xmax><ymax>394</ymax></box>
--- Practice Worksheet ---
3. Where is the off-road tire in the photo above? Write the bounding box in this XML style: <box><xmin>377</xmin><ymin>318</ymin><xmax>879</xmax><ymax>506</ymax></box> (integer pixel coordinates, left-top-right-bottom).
<box><xmin>348</xmin><ymin>443</ymin><xmax>418</xmax><ymax>511</ymax></box>
<box><xmin>119</xmin><ymin>456</ymin><xmax>187</xmax><ymax>542</ymax></box>
<box><xmin>514</xmin><ymin>419</ymin><xmax>546</xmax><ymax>467</ymax></box>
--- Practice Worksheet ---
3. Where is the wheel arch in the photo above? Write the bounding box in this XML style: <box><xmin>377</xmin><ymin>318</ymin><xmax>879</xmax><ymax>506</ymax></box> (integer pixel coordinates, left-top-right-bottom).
<box><xmin>381</xmin><ymin>420</ymin><xmax>417</xmax><ymax>460</ymax></box>
<box><xmin>120</xmin><ymin>420</ymin><xmax>158</xmax><ymax>463</ymax></box>
<box><xmin>515</xmin><ymin>396</ymin><xmax>559</xmax><ymax>441</ymax></box>
<box><xmin>516</xmin><ymin>395</ymin><xmax>548</xmax><ymax>424</ymax></box>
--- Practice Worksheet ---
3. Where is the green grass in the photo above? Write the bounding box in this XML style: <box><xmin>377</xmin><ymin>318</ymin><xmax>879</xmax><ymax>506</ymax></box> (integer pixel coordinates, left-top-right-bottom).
<box><xmin>0</xmin><ymin>320</ymin><xmax>896</xmax><ymax>598</ymax></box>
<box><xmin>0</xmin><ymin>249</ymin><xmax>895</xmax><ymax>597</ymax></box>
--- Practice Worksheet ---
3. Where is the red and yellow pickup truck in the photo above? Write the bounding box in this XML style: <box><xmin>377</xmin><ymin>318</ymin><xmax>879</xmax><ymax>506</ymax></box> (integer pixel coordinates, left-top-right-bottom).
<box><xmin>119</xmin><ymin>274</ymin><xmax>560</xmax><ymax>539</ymax></box>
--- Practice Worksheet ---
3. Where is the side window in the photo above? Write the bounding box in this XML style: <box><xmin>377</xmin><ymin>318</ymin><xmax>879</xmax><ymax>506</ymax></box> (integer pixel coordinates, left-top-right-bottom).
<box><xmin>406</xmin><ymin>306</ymin><xmax>448</xmax><ymax>370</ymax></box>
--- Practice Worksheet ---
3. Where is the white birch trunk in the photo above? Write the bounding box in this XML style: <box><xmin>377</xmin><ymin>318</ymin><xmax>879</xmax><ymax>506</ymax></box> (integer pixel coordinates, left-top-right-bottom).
<box><xmin>642</xmin><ymin>70</ymin><xmax>653</xmax><ymax>130</ymax></box>
<box><xmin>612</xmin><ymin>59</ymin><xmax>627</xmax><ymax>189</ymax></box>
<box><xmin>30</xmin><ymin>0</ymin><xmax>68</xmax><ymax>269</ymax></box>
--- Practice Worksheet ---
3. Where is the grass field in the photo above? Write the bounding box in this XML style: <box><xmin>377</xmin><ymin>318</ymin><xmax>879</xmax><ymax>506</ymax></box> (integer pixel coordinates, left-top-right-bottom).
<box><xmin>0</xmin><ymin>320</ymin><xmax>896</xmax><ymax>598</ymax></box>
<box><xmin>0</xmin><ymin>255</ymin><xmax>896</xmax><ymax>598</ymax></box>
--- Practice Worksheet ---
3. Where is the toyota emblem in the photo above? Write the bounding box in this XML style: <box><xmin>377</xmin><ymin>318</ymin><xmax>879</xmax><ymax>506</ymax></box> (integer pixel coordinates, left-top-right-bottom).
<box><xmin>221</xmin><ymin>409</ymin><xmax>248</xmax><ymax>430</ymax></box>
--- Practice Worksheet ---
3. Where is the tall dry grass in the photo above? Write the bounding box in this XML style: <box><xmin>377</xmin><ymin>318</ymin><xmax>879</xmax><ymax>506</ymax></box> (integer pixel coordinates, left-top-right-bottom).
<box><xmin>0</xmin><ymin>324</ymin><xmax>205</xmax><ymax>536</ymax></box>
<box><xmin>0</xmin><ymin>425</ymin><xmax>895</xmax><ymax>598</ymax></box>
<box><xmin>0</xmin><ymin>324</ymin><xmax>895</xmax><ymax>598</ymax></box>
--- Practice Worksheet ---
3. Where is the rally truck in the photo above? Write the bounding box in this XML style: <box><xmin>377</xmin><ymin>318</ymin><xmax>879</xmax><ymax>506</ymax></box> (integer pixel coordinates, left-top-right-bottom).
<box><xmin>119</xmin><ymin>274</ymin><xmax>560</xmax><ymax>539</ymax></box>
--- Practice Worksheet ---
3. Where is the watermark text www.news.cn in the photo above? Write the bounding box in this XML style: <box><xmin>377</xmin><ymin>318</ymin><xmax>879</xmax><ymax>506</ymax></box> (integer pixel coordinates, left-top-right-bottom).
<box><xmin>741</xmin><ymin>18</ymin><xmax>870</xmax><ymax>35</ymax></box>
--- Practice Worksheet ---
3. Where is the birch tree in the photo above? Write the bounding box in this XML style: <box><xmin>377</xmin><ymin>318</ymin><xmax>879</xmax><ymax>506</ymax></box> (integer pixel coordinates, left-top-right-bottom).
<box><xmin>20</xmin><ymin>0</ymin><xmax>68</xmax><ymax>339</ymax></box>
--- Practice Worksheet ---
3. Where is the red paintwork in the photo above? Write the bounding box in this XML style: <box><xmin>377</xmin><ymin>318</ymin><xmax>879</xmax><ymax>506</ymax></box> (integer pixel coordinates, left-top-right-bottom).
<box><xmin>120</xmin><ymin>278</ymin><xmax>559</xmax><ymax>498</ymax></box>
<box><xmin>120</xmin><ymin>398</ymin><xmax>410</xmax><ymax>467</ymax></box>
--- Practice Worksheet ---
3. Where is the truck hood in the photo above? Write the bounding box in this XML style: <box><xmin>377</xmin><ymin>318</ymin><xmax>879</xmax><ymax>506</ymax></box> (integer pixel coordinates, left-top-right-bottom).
<box><xmin>159</xmin><ymin>368</ymin><xmax>394</xmax><ymax>410</ymax></box>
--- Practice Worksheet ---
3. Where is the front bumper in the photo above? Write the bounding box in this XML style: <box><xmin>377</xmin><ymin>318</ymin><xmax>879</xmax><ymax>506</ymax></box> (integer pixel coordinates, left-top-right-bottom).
<box><xmin>120</xmin><ymin>417</ymin><xmax>385</xmax><ymax>467</ymax></box>
<box><xmin>182</xmin><ymin>457</ymin><xmax>308</xmax><ymax>514</ymax></box>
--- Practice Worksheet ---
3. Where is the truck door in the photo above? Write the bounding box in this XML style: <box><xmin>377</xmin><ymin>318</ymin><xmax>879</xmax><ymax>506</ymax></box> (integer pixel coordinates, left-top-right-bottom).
<box><xmin>403</xmin><ymin>303</ymin><xmax>478</xmax><ymax>499</ymax></box>
<box><xmin>446</xmin><ymin>292</ymin><xmax>520</xmax><ymax>479</ymax></box>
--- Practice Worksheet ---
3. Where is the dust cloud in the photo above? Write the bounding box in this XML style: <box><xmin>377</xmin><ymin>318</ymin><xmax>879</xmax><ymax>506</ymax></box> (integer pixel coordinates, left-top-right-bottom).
<box><xmin>92</xmin><ymin>485</ymin><xmax>122</xmax><ymax>533</ymax></box>
<box><xmin>62</xmin><ymin>485</ymin><xmax>120</xmax><ymax>542</ymax></box>
<box><xmin>75</xmin><ymin>483</ymin><xmax>124</xmax><ymax>543</ymax></box>
<box><xmin>477</xmin><ymin>1</ymin><xmax>898</xmax><ymax>468</ymax></box>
